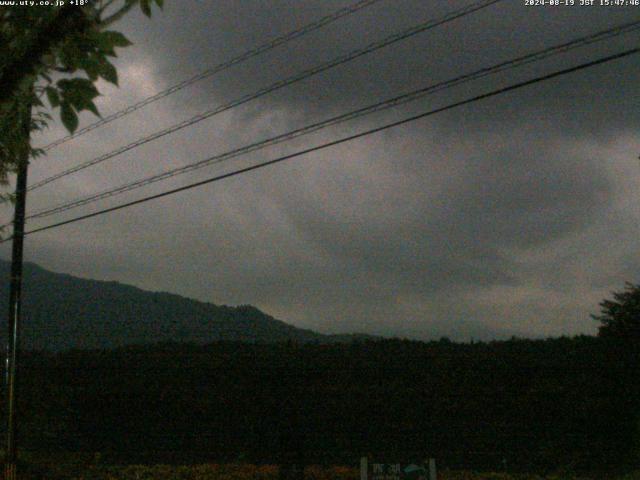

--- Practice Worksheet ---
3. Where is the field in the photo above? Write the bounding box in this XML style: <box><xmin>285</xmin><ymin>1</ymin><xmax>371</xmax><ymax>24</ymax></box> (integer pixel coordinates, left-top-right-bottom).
<box><xmin>52</xmin><ymin>464</ymin><xmax>640</xmax><ymax>480</ymax></box>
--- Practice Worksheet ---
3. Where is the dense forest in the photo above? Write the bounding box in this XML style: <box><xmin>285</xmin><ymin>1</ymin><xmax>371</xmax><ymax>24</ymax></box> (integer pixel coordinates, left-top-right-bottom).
<box><xmin>6</xmin><ymin>335</ymin><xmax>639</xmax><ymax>476</ymax></box>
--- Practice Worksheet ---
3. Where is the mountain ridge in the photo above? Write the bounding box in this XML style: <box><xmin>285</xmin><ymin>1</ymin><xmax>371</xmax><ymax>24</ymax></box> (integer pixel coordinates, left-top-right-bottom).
<box><xmin>0</xmin><ymin>259</ymin><xmax>377</xmax><ymax>351</ymax></box>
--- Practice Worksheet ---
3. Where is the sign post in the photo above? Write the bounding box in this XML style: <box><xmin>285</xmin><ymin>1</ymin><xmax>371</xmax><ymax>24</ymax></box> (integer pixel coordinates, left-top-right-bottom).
<box><xmin>428</xmin><ymin>458</ymin><xmax>436</xmax><ymax>480</ymax></box>
<box><xmin>360</xmin><ymin>457</ymin><xmax>434</xmax><ymax>480</ymax></box>
<box><xmin>360</xmin><ymin>457</ymin><xmax>368</xmax><ymax>480</ymax></box>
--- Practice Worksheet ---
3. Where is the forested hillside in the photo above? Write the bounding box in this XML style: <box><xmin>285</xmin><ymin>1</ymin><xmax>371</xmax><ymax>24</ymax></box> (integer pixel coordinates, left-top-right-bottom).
<box><xmin>10</xmin><ymin>336</ymin><xmax>639</xmax><ymax>475</ymax></box>
<box><xmin>0</xmin><ymin>260</ymin><xmax>370</xmax><ymax>349</ymax></box>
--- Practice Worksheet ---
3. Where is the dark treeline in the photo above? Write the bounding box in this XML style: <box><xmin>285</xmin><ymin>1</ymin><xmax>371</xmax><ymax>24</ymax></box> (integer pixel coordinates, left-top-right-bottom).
<box><xmin>6</xmin><ymin>336</ymin><xmax>640</xmax><ymax>474</ymax></box>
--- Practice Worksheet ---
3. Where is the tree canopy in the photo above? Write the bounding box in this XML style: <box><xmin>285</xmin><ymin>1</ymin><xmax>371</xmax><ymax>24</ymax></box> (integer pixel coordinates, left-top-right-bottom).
<box><xmin>592</xmin><ymin>282</ymin><xmax>640</xmax><ymax>342</ymax></box>
<box><xmin>0</xmin><ymin>0</ymin><xmax>163</xmax><ymax>198</ymax></box>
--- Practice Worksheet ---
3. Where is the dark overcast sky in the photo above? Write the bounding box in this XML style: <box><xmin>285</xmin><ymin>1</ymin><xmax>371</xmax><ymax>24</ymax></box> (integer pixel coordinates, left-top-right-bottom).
<box><xmin>2</xmin><ymin>0</ymin><xmax>639</xmax><ymax>341</ymax></box>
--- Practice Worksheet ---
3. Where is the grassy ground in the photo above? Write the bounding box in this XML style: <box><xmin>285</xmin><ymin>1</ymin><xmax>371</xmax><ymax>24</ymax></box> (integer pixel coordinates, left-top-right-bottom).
<box><xmin>10</xmin><ymin>453</ymin><xmax>640</xmax><ymax>480</ymax></box>
<box><xmin>55</xmin><ymin>464</ymin><xmax>640</xmax><ymax>480</ymax></box>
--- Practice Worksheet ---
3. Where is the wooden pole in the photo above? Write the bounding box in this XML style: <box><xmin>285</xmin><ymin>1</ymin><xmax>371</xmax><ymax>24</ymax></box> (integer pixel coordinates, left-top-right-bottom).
<box><xmin>4</xmin><ymin>102</ymin><xmax>30</xmax><ymax>480</ymax></box>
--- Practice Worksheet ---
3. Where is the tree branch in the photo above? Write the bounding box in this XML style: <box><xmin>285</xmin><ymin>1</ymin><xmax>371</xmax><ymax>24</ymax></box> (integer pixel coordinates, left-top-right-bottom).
<box><xmin>0</xmin><ymin>6</ymin><xmax>90</xmax><ymax>106</ymax></box>
<box><xmin>98</xmin><ymin>0</ymin><xmax>119</xmax><ymax>15</ymax></box>
<box><xmin>100</xmin><ymin>0</ymin><xmax>139</xmax><ymax>27</ymax></box>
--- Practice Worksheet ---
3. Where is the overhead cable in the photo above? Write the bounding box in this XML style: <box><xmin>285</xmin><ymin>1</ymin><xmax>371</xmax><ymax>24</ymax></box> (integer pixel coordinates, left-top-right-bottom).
<box><xmin>29</xmin><ymin>0</ymin><xmax>503</xmax><ymax>190</ymax></box>
<box><xmin>10</xmin><ymin>47</ymin><xmax>637</xmax><ymax>241</ymax></box>
<box><xmin>24</xmin><ymin>20</ymin><xmax>640</xmax><ymax>222</ymax></box>
<box><xmin>38</xmin><ymin>0</ymin><xmax>386</xmax><ymax>152</ymax></box>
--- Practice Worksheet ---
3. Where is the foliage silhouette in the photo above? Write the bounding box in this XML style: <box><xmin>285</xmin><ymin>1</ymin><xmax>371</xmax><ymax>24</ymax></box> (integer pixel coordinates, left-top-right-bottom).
<box><xmin>592</xmin><ymin>282</ymin><xmax>640</xmax><ymax>342</ymax></box>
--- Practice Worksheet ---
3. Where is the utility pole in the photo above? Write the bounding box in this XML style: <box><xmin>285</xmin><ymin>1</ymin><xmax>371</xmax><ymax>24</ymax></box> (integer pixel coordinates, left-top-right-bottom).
<box><xmin>4</xmin><ymin>102</ymin><xmax>31</xmax><ymax>480</ymax></box>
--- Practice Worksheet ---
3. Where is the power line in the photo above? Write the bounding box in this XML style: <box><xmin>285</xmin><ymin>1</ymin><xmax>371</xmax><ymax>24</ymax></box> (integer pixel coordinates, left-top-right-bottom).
<box><xmin>37</xmin><ymin>0</ymin><xmax>385</xmax><ymax>152</ymax></box>
<box><xmin>28</xmin><ymin>0</ymin><xmax>503</xmax><ymax>191</ymax></box>
<box><xmin>24</xmin><ymin>20</ymin><xmax>640</xmax><ymax>220</ymax></box>
<box><xmin>23</xmin><ymin>20</ymin><xmax>640</xmax><ymax>223</ymax></box>
<box><xmin>8</xmin><ymin>47</ymin><xmax>637</xmax><ymax>242</ymax></box>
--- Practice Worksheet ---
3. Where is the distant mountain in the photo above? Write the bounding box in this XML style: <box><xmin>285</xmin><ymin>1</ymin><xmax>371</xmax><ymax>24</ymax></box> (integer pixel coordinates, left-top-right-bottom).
<box><xmin>0</xmin><ymin>260</ymin><xmax>375</xmax><ymax>351</ymax></box>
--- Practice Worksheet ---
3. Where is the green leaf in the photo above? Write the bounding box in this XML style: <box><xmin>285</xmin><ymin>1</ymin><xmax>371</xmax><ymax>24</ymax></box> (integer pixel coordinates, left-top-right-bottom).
<box><xmin>60</xmin><ymin>102</ymin><xmax>78</xmax><ymax>134</ymax></box>
<box><xmin>30</xmin><ymin>148</ymin><xmax>45</xmax><ymax>159</ymax></box>
<box><xmin>99</xmin><ymin>31</ymin><xmax>132</xmax><ymax>48</ymax></box>
<box><xmin>57</xmin><ymin>78</ymin><xmax>100</xmax><ymax>104</ymax></box>
<box><xmin>45</xmin><ymin>87</ymin><xmax>59</xmax><ymax>108</ymax></box>
<box><xmin>92</xmin><ymin>31</ymin><xmax>131</xmax><ymax>58</ymax></box>
<box><xmin>95</xmin><ymin>39</ymin><xmax>116</xmax><ymax>57</ymax></box>
<box><xmin>80</xmin><ymin>55</ymin><xmax>101</xmax><ymax>81</ymax></box>
<box><xmin>84</xmin><ymin>100</ymin><xmax>100</xmax><ymax>118</ymax></box>
<box><xmin>58</xmin><ymin>42</ymin><xmax>85</xmax><ymax>70</ymax></box>
<box><xmin>140</xmin><ymin>0</ymin><xmax>152</xmax><ymax>17</ymax></box>
<box><xmin>99</xmin><ymin>60</ymin><xmax>118</xmax><ymax>86</ymax></box>
<box><xmin>41</xmin><ymin>53</ymin><xmax>56</xmax><ymax>67</ymax></box>
<box><xmin>155</xmin><ymin>0</ymin><xmax>164</xmax><ymax>8</ymax></box>
<box><xmin>57</xmin><ymin>78</ymin><xmax>102</xmax><ymax>118</ymax></box>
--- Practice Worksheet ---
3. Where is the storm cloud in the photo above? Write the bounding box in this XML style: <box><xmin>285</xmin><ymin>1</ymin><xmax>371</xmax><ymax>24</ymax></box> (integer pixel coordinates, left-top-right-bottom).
<box><xmin>2</xmin><ymin>0</ymin><xmax>639</xmax><ymax>341</ymax></box>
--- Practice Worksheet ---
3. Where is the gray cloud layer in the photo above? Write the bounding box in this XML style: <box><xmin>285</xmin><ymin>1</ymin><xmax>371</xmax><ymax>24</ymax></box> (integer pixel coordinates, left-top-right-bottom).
<box><xmin>2</xmin><ymin>0</ymin><xmax>639</xmax><ymax>341</ymax></box>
